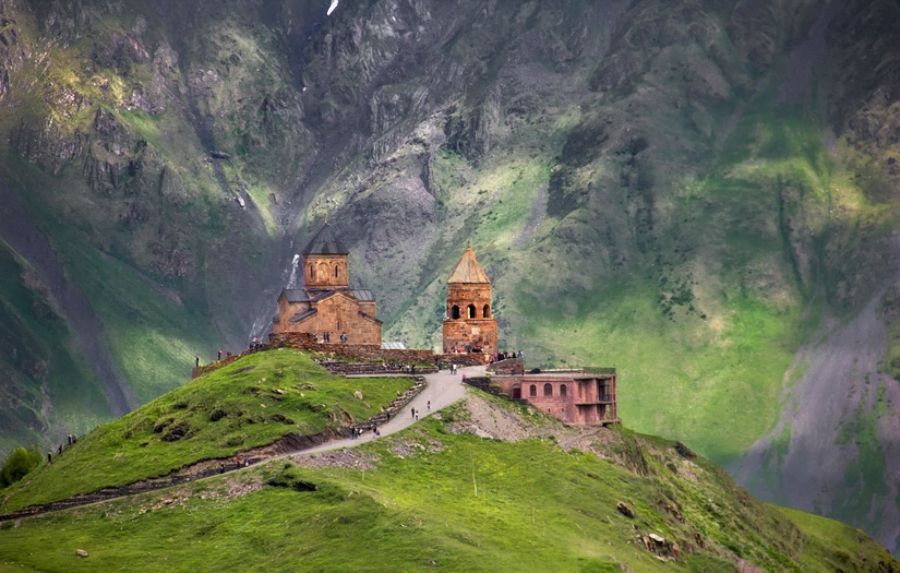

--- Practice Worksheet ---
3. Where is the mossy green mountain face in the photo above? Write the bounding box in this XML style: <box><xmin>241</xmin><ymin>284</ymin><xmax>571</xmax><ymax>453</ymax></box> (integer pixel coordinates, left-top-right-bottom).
<box><xmin>0</xmin><ymin>0</ymin><xmax>897</xmax><ymax>552</ymax></box>
<box><xmin>0</xmin><ymin>392</ymin><xmax>896</xmax><ymax>572</ymax></box>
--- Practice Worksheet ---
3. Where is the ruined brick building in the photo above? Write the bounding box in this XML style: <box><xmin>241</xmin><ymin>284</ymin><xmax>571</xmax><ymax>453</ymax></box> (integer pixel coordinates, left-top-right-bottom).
<box><xmin>272</xmin><ymin>224</ymin><xmax>382</xmax><ymax>346</ymax></box>
<box><xmin>442</xmin><ymin>246</ymin><xmax>498</xmax><ymax>361</ymax></box>
<box><xmin>487</xmin><ymin>359</ymin><xmax>619</xmax><ymax>426</ymax></box>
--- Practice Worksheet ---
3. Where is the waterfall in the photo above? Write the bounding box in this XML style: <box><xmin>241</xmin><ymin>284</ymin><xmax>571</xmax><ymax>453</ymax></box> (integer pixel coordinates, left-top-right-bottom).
<box><xmin>287</xmin><ymin>254</ymin><xmax>301</xmax><ymax>288</ymax></box>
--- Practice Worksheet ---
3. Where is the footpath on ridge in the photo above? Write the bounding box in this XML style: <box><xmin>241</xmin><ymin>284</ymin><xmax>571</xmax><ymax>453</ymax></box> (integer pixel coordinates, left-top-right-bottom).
<box><xmin>0</xmin><ymin>365</ymin><xmax>483</xmax><ymax>523</ymax></box>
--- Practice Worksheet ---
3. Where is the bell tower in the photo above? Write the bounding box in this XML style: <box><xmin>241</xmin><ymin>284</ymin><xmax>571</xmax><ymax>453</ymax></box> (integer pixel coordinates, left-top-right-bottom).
<box><xmin>442</xmin><ymin>245</ymin><xmax>497</xmax><ymax>360</ymax></box>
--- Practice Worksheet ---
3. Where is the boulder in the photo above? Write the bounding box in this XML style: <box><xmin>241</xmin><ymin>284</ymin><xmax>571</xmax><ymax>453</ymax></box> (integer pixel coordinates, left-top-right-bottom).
<box><xmin>616</xmin><ymin>501</ymin><xmax>635</xmax><ymax>518</ymax></box>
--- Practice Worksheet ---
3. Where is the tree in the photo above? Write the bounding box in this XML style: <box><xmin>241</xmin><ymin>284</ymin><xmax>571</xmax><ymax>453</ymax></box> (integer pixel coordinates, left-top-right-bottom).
<box><xmin>0</xmin><ymin>447</ymin><xmax>41</xmax><ymax>488</ymax></box>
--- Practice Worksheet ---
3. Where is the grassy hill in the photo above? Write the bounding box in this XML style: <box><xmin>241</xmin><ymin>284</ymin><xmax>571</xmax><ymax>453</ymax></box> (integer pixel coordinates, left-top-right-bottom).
<box><xmin>0</xmin><ymin>349</ymin><xmax>413</xmax><ymax>513</ymax></box>
<box><xmin>0</xmin><ymin>391</ymin><xmax>894</xmax><ymax>572</ymax></box>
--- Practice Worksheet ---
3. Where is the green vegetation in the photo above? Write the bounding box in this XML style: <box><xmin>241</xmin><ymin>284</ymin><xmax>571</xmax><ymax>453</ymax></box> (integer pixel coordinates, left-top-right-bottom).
<box><xmin>832</xmin><ymin>377</ymin><xmax>890</xmax><ymax>532</ymax></box>
<box><xmin>0</xmin><ymin>349</ymin><xmax>413</xmax><ymax>512</ymax></box>
<box><xmin>49</xmin><ymin>228</ymin><xmax>218</xmax><ymax>403</ymax></box>
<box><xmin>0</xmin><ymin>241</ymin><xmax>109</xmax><ymax>452</ymax></box>
<box><xmin>0</xmin><ymin>447</ymin><xmax>41</xmax><ymax>488</ymax></box>
<box><xmin>0</xmin><ymin>392</ymin><xmax>893</xmax><ymax>572</ymax></box>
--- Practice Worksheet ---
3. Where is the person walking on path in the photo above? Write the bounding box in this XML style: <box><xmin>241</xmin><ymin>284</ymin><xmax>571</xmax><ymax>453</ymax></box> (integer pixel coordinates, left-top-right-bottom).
<box><xmin>411</xmin><ymin>407</ymin><xmax>416</xmax><ymax>419</ymax></box>
<box><xmin>427</xmin><ymin>400</ymin><xmax>431</xmax><ymax>411</ymax></box>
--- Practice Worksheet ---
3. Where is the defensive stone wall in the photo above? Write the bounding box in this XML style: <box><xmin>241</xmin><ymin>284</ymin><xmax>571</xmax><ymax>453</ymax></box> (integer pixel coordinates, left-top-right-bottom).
<box><xmin>191</xmin><ymin>333</ymin><xmax>481</xmax><ymax>379</ymax></box>
<box><xmin>462</xmin><ymin>376</ymin><xmax>507</xmax><ymax>398</ymax></box>
<box><xmin>319</xmin><ymin>361</ymin><xmax>439</xmax><ymax>376</ymax></box>
<box><xmin>488</xmin><ymin>357</ymin><xmax>525</xmax><ymax>375</ymax></box>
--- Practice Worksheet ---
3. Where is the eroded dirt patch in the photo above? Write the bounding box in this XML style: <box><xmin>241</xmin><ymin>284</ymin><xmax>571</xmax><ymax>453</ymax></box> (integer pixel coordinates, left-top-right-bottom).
<box><xmin>291</xmin><ymin>449</ymin><xmax>379</xmax><ymax>470</ymax></box>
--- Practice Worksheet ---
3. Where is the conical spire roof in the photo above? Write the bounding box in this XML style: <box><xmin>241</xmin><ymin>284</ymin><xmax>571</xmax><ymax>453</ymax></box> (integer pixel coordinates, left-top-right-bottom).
<box><xmin>302</xmin><ymin>223</ymin><xmax>348</xmax><ymax>255</ymax></box>
<box><xmin>448</xmin><ymin>245</ymin><xmax>490</xmax><ymax>284</ymax></box>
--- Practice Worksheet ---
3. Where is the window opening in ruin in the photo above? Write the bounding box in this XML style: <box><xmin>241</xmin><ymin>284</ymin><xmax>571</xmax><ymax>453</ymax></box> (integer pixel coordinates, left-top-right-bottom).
<box><xmin>483</xmin><ymin>304</ymin><xmax>490</xmax><ymax>318</ymax></box>
<box><xmin>529</xmin><ymin>384</ymin><xmax>537</xmax><ymax>397</ymax></box>
<box><xmin>467</xmin><ymin>304</ymin><xmax>476</xmax><ymax>319</ymax></box>
<box><xmin>560</xmin><ymin>384</ymin><xmax>567</xmax><ymax>397</ymax></box>
<box><xmin>452</xmin><ymin>305</ymin><xmax>461</xmax><ymax>319</ymax></box>
<box><xmin>543</xmin><ymin>383</ymin><xmax>552</xmax><ymax>396</ymax></box>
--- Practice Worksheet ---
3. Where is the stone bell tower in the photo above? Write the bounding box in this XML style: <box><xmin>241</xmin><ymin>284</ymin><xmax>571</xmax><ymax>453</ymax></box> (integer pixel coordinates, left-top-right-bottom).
<box><xmin>442</xmin><ymin>245</ymin><xmax>497</xmax><ymax>360</ymax></box>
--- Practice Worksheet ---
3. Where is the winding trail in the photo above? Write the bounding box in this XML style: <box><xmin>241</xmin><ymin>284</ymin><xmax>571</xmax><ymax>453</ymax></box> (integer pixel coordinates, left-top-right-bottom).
<box><xmin>301</xmin><ymin>365</ymin><xmax>480</xmax><ymax>455</ymax></box>
<box><xmin>0</xmin><ymin>365</ymin><xmax>483</xmax><ymax>522</ymax></box>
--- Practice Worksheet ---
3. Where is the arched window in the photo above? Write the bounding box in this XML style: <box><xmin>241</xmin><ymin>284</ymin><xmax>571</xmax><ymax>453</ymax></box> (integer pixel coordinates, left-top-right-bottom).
<box><xmin>467</xmin><ymin>304</ymin><xmax>476</xmax><ymax>319</ymax></box>
<box><xmin>334</xmin><ymin>264</ymin><xmax>339</xmax><ymax>278</ymax></box>
<box><xmin>529</xmin><ymin>384</ymin><xmax>537</xmax><ymax>397</ymax></box>
<box><xmin>560</xmin><ymin>384</ymin><xmax>567</xmax><ymax>397</ymax></box>
<box><xmin>451</xmin><ymin>305</ymin><xmax>461</xmax><ymax>319</ymax></box>
<box><xmin>543</xmin><ymin>383</ymin><xmax>553</xmax><ymax>396</ymax></box>
<box><xmin>483</xmin><ymin>304</ymin><xmax>491</xmax><ymax>318</ymax></box>
<box><xmin>308</xmin><ymin>264</ymin><xmax>315</xmax><ymax>280</ymax></box>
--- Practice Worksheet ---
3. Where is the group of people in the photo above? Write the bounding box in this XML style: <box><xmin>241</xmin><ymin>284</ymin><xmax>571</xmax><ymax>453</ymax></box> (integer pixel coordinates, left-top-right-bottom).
<box><xmin>409</xmin><ymin>401</ymin><xmax>431</xmax><ymax>421</ymax></box>
<box><xmin>313</xmin><ymin>332</ymin><xmax>350</xmax><ymax>344</ymax></box>
<box><xmin>490</xmin><ymin>350</ymin><xmax>523</xmax><ymax>363</ymax></box>
<box><xmin>195</xmin><ymin>337</ymin><xmax>269</xmax><ymax>368</ymax></box>
<box><xmin>350</xmin><ymin>425</ymin><xmax>380</xmax><ymax>439</ymax></box>
<box><xmin>47</xmin><ymin>433</ymin><xmax>78</xmax><ymax>464</ymax></box>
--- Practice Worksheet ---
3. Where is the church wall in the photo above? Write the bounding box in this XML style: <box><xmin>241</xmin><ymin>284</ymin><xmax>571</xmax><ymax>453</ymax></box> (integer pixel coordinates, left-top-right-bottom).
<box><xmin>359</xmin><ymin>300</ymin><xmax>377</xmax><ymax>317</ymax></box>
<box><xmin>285</xmin><ymin>294</ymin><xmax>381</xmax><ymax>346</ymax></box>
<box><xmin>273</xmin><ymin>298</ymin><xmax>310</xmax><ymax>334</ymax></box>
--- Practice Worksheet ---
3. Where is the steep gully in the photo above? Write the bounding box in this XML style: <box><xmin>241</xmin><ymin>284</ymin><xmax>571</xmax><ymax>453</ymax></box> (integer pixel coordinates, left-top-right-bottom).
<box><xmin>0</xmin><ymin>365</ymin><xmax>481</xmax><ymax>522</ymax></box>
<box><xmin>0</xmin><ymin>177</ymin><xmax>136</xmax><ymax>415</ymax></box>
<box><xmin>731</xmin><ymin>234</ymin><xmax>900</xmax><ymax>552</ymax></box>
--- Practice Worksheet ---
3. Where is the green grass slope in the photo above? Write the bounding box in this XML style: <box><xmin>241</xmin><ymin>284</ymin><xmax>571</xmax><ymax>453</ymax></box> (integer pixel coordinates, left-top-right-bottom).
<box><xmin>0</xmin><ymin>241</ymin><xmax>109</xmax><ymax>453</ymax></box>
<box><xmin>0</xmin><ymin>391</ymin><xmax>894</xmax><ymax>572</ymax></box>
<box><xmin>0</xmin><ymin>349</ymin><xmax>413</xmax><ymax>513</ymax></box>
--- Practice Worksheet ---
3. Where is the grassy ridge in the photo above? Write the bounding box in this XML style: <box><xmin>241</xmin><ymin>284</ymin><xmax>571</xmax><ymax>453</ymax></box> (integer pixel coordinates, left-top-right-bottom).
<box><xmin>0</xmin><ymin>350</ymin><xmax>413</xmax><ymax>513</ymax></box>
<box><xmin>0</xmin><ymin>394</ymin><xmax>893</xmax><ymax>572</ymax></box>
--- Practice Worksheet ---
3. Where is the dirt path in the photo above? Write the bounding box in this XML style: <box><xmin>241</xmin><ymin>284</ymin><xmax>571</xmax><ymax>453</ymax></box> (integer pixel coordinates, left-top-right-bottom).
<box><xmin>299</xmin><ymin>365</ymin><xmax>479</xmax><ymax>455</ymax></box>
<box><xmin>0</xmin><ymin>365</ymin><xmax>481</xmax><ymax>522</ymax></box>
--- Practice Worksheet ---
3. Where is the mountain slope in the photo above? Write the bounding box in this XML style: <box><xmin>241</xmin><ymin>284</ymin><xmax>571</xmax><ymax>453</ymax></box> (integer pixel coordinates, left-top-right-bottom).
<box><xmin>0</xmin><ymin>0</ymin><xmax>897</xmax><ymax>552</ymax></box>
<box><xmin>0</xmin><ymin>349</ymin><xmax>413</xmax><ymax>513</ymax></box>
<box><xmin>0</xmin><ymin>391</ymin><xmax>895</xmax><ymax>572</ymax></box>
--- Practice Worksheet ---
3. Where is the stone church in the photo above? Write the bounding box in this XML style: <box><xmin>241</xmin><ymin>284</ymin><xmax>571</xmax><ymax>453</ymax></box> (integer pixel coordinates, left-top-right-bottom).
<box><xmin>442</xmin><ymin>245</ymin><xmax>498</xmax><ymax>361</ymax></box>
<box><xmin>272</xmin><ymin>224</ymin><xmax>382</xmax><ymax>346</ymax></box>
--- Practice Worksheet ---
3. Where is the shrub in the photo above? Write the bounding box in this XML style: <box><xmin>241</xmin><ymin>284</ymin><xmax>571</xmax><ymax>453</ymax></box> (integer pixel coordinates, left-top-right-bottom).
<box><xmin>1</xmin><ymin>447</ymin><xmax>41</xmax><ymax>487</ymax></box>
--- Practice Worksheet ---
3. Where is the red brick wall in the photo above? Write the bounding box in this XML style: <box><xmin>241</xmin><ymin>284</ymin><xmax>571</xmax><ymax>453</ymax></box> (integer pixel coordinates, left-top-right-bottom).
<box><xmin>491</xmin><ymin>375</ymin><xmax>618</xmax><ymax>426</ymax></box>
